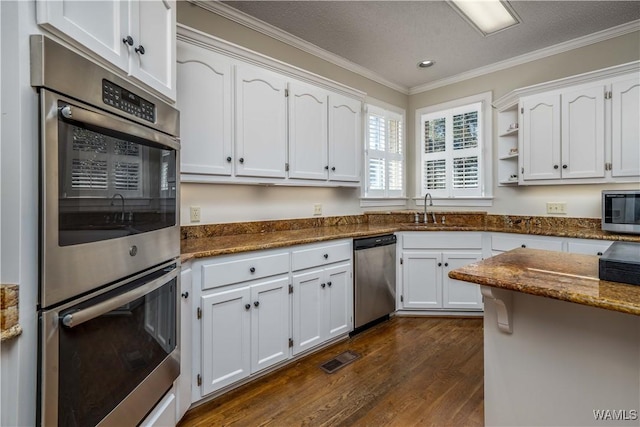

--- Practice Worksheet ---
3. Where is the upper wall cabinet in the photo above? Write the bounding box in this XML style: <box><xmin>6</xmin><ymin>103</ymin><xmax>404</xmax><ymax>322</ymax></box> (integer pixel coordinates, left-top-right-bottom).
<box><xmin>36</xmin><ymin>0</ymin><xmax>176</xmax><ymax>101</ymax></box>
<box><xmin>497</xmin><ymin>63</ymin><xmax>640</xmax><ymax>186</ymax></box>
<box><xmin>176</xmin><ymin>26</ymin><xmax>365</xmax><ymax>187</ymax></box>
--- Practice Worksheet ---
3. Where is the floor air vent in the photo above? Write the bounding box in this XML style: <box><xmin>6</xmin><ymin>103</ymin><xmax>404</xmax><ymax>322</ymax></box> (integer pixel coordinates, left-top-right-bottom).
<box><xmin>319</xmin><ymin>350</ymin><xmax>361</xmax><ymax>374</ymax></box>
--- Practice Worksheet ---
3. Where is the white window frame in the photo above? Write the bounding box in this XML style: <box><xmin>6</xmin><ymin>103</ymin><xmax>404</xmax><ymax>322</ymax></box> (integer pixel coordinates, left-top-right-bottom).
<box><xmin>362</xmin><ymin>101</ymin><xmax>407</xmax><ymax>207</ymax></box>
<box><xmin>415</xmin><ymin>91</ymin><xmax>493</xmax><ymax>207</ymax></box>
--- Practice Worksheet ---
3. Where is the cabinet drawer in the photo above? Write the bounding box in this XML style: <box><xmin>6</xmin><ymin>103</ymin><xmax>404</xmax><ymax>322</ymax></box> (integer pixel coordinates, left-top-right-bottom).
<box><xmin>291</xmin><ymin>240</ymin><xmax>351</xmax><ymax>271</ymax></box>
<box><xmin>202</xmin><ymin>251</ymin><xmax>290</xmax><ymax>290</ymax></box>
<box><xmin>492</xmin><ymin>234</ymin><xmax>563</xmax><ymax>252</ymax></box>
<box><xmin>566</xmin><ymin>239</ymin><xmax>613</xmax><ymax>256</ymax></box>
<box><xmin>402</xmin><ymin>232</ymin><xmax>482</xmax><ymax>250</ymax></box>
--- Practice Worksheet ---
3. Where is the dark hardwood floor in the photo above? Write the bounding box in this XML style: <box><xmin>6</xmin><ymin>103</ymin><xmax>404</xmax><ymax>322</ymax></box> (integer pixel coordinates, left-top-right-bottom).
<box><xmin>179</xmin><ymin>317</ymin><xmax>484</xmax><ymax>427</ymax></box>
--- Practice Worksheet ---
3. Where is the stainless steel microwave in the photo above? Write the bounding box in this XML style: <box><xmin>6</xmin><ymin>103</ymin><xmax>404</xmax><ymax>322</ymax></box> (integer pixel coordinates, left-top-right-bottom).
<box><xmin>602</xmin><ymin>190</ymin><xmax>640</xmax><ymax>234</ymax></box>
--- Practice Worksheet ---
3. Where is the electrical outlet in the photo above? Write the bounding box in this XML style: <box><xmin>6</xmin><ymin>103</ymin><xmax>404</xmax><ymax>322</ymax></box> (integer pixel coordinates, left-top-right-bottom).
<box><xmin>546</xmin><ymin>202</ymin><xmax>567</xmax><ymax>215</ymax></box>
<box><xmin>190</xmin><ymin>206</ymin><xmax>201</xmax><ymax>222</ymax></box>
<box><xmin>313</xmin><ymin>204</ymin><xmax>322</xmax><ymax>216</ymax></box>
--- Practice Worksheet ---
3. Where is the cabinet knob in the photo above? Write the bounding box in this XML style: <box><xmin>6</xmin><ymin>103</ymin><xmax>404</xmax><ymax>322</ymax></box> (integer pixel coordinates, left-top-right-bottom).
<box><xmin>226</xmin><ymin>156</ymin><xmax>232</xmax><ymax>162</ymax></box>
<box><xmin>181</xmin><ymin>292</ymin><xmax>189</xmax><ymax>299</ymax></box>
<box><xmin>245</xmin><ymin>304</ymin><xmax>251</xmax><ymax>310</ymax></box>
<box><xmin>324</xmin><ymin>165</ymin><xmax>329</xmax><ymax>170</ymax></box>
<box><xmin>521</xmin><ymin>244</ymin><xmax>526</xmax><ymax>248</ymax></box>
<box><xmin>597</xmin><ymin>251</ymin><xmax>603</xmax><ymax>256</ymax></box>
<box><xmin>331</xmin><ymin>166</ymin><xmax>336</xmax><ymax>171</ymax></box>
<box><xmin>562</xmin><ymin>164</ymin><xmax>568</xmax><ymax>169</ymax></box>
<box><xmin>327</xmin><ymin>281</ymin><xmax>332</xmax><ymax>287</ymax></box>
<box><xmin>249</xmin><ymin>267</ymin><xmax>256</xmax><ymax>273</ymax></box>
<box><xmin>254</xmin><ymin>301</ymin><xmax>260</xmax><ymax>307</ymax></box>
<box><xmin>135</xmin><ymin>45</ymin><xmax>145</xmax><ymax>55</ymax></box>
<box><xmin>239</xmin><ymin>158</ymin><xmax>245</xmax><ymax>164</ymax></box>
<box><xmin>553</xmin><ymin>165</ymin><xmax>559</xmax><ymax>169</ymax></box>
<box><xmin>438</xmin><ymin>262</ymin><xmax>442</xmax><ymax>267</ymax></box>
<box><xmin>321</xmin><ymin>283</ymin><xmax>326</xmax><ymax>288</ymax></box>
<box><xmin>444</xmin><ymin>263</ymin><xmax>448</xmax><ymax>267</ymax></box>
<box><xmin>323</xmin><ymin>253</ymin><xmax>329</xmax><ymax>259</ymax></box>
<box><xmin>122</xmin><ymin>36</ymin><xmax>134</xmax><ymax>46</ymax></box>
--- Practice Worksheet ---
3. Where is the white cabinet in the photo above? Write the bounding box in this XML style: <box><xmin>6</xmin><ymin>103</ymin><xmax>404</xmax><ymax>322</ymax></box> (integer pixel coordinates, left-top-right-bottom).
<box><xmin>491</xmin><ymin>233</ymin><xmax>564</xmax><ymax>256</ymax></box>
<box><xmin>520</xmin><ymin>93</ymin><xmax>562</xmax><ymax>181</ymax></box>
<box><xmin>288</xmin><ymin>82</ymin><xmax>329</xmax><ymax>180</ymax></box>
<box><xmin>37</xmin><ymin>0</ymin><xmax>176</xmax><ymax>100</ymax></box>
<box><xmin>176</xmin><ymin>264</ymin><xmax>192</xmax><ymax>424</ymax></box>
<box><xmin>516</xmin><ymin>67</ymin><xmax>640</xmax><ymax>185</ymax></box>
<box><xmin>235</xmin><ymin>65</ymin><xmax>288</xmax><ymax>179</ymax></box>
<box><xmin>291</xmin><ymin>240</ymin><xmax>353</xmax><ymax>355</ymax></box>
<box><xmin>399</xmin><ymin>232</ymin><xmax>483</xmax><ymax>312</ymax></box>
<box><xmin>328</xmin><ymin>94</ymin><xmax>362</xmax><ymax>182</ymax></box>
<box><xmin>566</xmin><ymin>238</ymin><xmax>613</xmax><ymax>256</ymax></box>
<box><xmin>611</xmin><ymin>76</ymin><xmax>640</xmax><ymax>177</ymax></box>
<box><xmin>176</xmin><ymin>41</ymin><xmax>233</xmax><ymax>176</ymax></box>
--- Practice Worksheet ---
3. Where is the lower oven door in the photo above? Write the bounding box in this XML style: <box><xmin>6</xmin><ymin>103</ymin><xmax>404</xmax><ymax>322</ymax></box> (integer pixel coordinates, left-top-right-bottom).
<box><xmin>39</xmin><ymin>261</ymin><xmax>180</xmax><ymax>427</ymax></box>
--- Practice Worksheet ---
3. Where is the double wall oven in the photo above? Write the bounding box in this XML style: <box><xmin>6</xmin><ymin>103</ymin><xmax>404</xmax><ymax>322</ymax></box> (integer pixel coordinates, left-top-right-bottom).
<box><xmin>32</xmin><ymin>35</ymin><xmax>181</xmax><ymax>426</ymax></box>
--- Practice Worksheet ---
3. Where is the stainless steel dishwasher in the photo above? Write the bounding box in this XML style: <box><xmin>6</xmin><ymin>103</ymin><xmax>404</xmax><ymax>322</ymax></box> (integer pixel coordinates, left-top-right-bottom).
<box><xmin>353</xmin><ymin>234</ymin><xmax>397</xmax><ymax>333</ymax></box>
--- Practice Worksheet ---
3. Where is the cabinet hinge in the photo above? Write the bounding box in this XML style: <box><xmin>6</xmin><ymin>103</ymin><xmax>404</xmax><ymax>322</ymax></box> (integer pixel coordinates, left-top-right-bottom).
<box><xmin>285</xmin><ymin>88</ymin><xmax>289</xmax><ymax>97</ymax></box>
<box><xmin>285</xmin><ymin>162</ymin><xmax>290</xmax><ymax>172</ymax></box>
<box><xmin>289</xmin><ymin>284</ymin><xmax>293</xmax><ymax>294</ymax></box>
<box><xmin>197</xmin><ymin>307</ymin><xmax>202</xmax><ymax>319</ymax></box>
<box><xmin>520</xmin><ymin>107</ymin><xmax>524</xmax><ymax>114</ymax></box>
<box><xmin>289</xmin><ymin>338</ymin><xmax>293</xmax><ymax>348</ymax></box>
<box><xmin>521</xmin><ymin>167</ymin><xmax>524</xmax><ymax>174</ymax></box>
<box><xmin>400</xmin><ymin>257</ymin><xmax>403</xmax><ymax>265</ymax></box>
<box><xmin>197</xmin><ymin>374</ymin><xmax>202</xmax><ymax>387</ymax></box>
<box><xmin>605</xmin><ymin>90</ymin><xmax>612</xmax><ymax>99</ymax></box>
<box><xmin>605</xmin><ymin>162</ymin><xmax>612</xmax><ymax>171</ymax></box>
<box><xmin>400</xmin><ymin>295</ymin><xmax>404</xmax><ymax>303</ymax></box>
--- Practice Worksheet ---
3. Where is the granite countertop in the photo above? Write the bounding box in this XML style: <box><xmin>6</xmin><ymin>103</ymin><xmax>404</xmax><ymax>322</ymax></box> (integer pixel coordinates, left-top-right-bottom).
<box><xmin>448</xmin><ymin>247</ymin><xmax>640</xmax><ymax>316</ymax></box>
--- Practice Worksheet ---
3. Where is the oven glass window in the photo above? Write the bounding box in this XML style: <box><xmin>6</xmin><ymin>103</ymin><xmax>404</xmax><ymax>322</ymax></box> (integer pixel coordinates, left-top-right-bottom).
<box><xmin>57</xmin><ymin>276</ymin><xmax>177</xmax><ymax>426</ymax></box>
<box><xmin>57</xmin><ymin>117</ymin><xmax>177</xmax><ymax>246</ymax></box>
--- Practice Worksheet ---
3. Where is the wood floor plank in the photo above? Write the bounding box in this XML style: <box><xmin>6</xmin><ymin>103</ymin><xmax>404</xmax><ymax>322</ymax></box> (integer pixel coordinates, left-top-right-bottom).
<box><xmin>179</xmin><ymin>317</ymin><xmax>483</xmax><ymax>427</ymax></box>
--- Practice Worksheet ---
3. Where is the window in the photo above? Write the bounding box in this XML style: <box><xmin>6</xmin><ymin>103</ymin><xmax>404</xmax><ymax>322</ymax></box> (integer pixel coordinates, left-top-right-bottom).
<box><xmin>416</xmin><ymin>92</ymin><xmax>492</xmax><ymax>204</ymax></box>
<box><xmin>364</xmin><ymin>104</ymin><xmax>405</xmax><ymax>201</ymax></box>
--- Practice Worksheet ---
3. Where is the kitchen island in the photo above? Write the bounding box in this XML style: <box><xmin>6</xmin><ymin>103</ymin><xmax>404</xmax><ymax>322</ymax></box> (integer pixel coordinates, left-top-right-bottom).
<box><xmin>449</xmin><ymin>248</ymin><xmax>640</xmax><ymax>426</ymax></box>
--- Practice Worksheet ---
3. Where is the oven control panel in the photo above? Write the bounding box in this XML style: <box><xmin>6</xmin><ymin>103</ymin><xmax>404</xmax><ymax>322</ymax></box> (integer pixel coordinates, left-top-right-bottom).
<box><xmin>102</xmin><ymin>80</ymin><xmax>155</xmax><ymax>123</ymax></box>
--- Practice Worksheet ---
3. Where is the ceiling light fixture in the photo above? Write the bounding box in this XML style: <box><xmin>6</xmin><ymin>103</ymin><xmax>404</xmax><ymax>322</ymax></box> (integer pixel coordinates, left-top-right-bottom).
<box><xmin>448</xmin><ymin>0</ymin><xmax>521</xmax><ymax>37</ymax></box>
<box><xmin>418</xmin><ymin>60</ymin><xmax>435</xmax><ymax>68</ymax></box>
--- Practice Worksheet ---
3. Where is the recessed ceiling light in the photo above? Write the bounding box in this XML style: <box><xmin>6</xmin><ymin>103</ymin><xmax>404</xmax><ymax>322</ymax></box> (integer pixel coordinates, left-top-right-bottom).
<box><xmin>418</xmin><ymin>60</ymin><xmax>436</xmax><ymax>68</ymax></box>
<box><xmin>449</xmin><ymin>0</ymin><xmax>521</xmax><ymax>37</ymax></box>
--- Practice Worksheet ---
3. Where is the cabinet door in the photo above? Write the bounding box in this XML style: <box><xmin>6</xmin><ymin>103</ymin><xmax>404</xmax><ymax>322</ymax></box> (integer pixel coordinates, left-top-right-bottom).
<box><xmin>566</xmin><ymin>240</ymin><xmax>612</xmax><ymax>256</ymax></box>
<box><xmin>177</xmin><ymin>41</ymin><xmax>233</xmax><ymax>177</ymax></box>
<box><xmin>328</xmin><ymin>94</ymin><xmax>361</xmax><ymax>182</ymax></box>
<box><xmin>235</xmin><ymin>65</ymin><xmax>287</xmax><ymax>178</ymax></box>
<box><xmin>324</xmin><ymin>263</ymin><xmax>352</xmax><ymax>339</ymax></box>
<box><xmin>129</xmin><ymin>0</ymin><xmax>176</xmax><ymax>99</ymax></box>
<box><xmin>442</xmin><ymin>252</ymin><xmax>483</xmax><ymax>310</ymax></box>
<box><xmin>292</xmin><ymin>269</ymin><xmax>324</xmax><ymax>355</ymax></box>
<box><xmin>611</xmin><ymin>77</ymin><xmax>640</xmax><ymax>177</ymax></box>
<box><xmin>401</xmin><ymin>251</ymin><xmax>441</xmax><ymax>309</ymax></box>
<box><xmin>200</xmin><ymin>287</ymin><xmax>251</xmax><ymax>395</ymax></box>
<box><xmin>250</xmin><ymin>277</ymin><xmax>290</xmax><ymax>373</ymax></box>
<box><xmin>288</xmin><ymin>82</ymin><xmax>328</xmax><ymax>180</ymax></box>
<box><xmin>521</xmin><ymin>94</ymin><xmax>561</xmax><ymax>181</ymax></box>
<box><xmin>36</xmin><ymin>0</ymin><xmax>129</xmax><ymax>71</ymax></box>
<box><xmin>561</xmin><ymin>85</ymin><xmax>605</xmax><ymax>179</ymax></box>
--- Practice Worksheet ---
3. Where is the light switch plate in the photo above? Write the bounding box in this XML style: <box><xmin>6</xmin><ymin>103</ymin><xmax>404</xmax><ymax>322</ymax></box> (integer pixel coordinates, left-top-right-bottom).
<box><xmin>546</xmin><ymin>202</ymin><xmax>567</xmax><ymax>214</ymax></box>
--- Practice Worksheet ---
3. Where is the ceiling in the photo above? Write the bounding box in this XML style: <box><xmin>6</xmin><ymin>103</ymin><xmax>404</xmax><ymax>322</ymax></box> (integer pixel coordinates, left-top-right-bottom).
<box><xmin>220</xmin><ymin>1</ymin><xmax>640</xmax><ymax>91</ymax></box>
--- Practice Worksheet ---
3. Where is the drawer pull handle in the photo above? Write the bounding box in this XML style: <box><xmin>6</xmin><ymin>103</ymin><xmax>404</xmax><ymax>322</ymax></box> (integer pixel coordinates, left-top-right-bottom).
<box><xmin>254</xmin><ymin>301</ymin><xmax>260</xmax><ymax>307</ymax></box>
<box><xmin>245</xmin><ymin>304</ymin><xmax>251</xmax><ymax>310</ymax></box>
<box><xmin>321</xmin><ymin>283</ymin><xmax>326</xmax><ymax>288</ymax></box>
<box><xmin>249</xmin><ymin>267</ymin><xmax>256</xmax><ymax>273</ymax></box>
<box><xmin>521</xmin><ymin>244</ymin><xmax>526</xmax><ymax>248</ymax></box>
<box><xmin>323</xmin><ymin>254</ymin><xmax>329</xmax><ymax>259</ymax></box>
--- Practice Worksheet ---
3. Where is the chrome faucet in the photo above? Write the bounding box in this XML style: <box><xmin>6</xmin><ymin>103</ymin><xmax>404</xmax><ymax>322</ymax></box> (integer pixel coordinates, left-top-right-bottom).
<box><xmin>424</xmin><ymin>193</ymin><xmax>436</xmax><ymax>224</ymax></box>
<box><xmin>110</xmin><ymin>193</ymin><xmax>125</xmax><ymax>223</ymax></box>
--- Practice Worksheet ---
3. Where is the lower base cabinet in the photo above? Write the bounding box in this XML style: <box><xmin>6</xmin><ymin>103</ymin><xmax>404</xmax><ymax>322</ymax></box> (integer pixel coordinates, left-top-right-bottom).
<box><xmin>200</xmin><ymin>275</ymin><xmax>290</xmax><ymax>396</ymax></box>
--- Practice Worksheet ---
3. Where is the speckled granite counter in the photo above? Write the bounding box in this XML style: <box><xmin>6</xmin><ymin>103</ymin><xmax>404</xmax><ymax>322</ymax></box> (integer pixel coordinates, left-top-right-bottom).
<box><xmin>181</xmin><ymin>212</ymin><xmax>640</xmax><ymax>263</ymax></box>
<box><xmin>1</xmin><ymin>285</ymin><xmax>22</xmax><ymax>342</ymax></box>
<box><xmin>448</xmin><ymin>247</ymin><xmax>640</xmax><ymax>316</ymax></box>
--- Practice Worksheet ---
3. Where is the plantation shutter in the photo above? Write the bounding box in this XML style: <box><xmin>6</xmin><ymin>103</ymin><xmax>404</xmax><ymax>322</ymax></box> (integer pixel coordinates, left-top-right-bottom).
<box><xmin>365</xmin><ymin>105</ymin><xmax>405</xmax><ymax>198</ymax></box>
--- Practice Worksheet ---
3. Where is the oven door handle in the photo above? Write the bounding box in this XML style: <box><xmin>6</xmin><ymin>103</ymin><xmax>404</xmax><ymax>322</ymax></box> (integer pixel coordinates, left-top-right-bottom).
<box><xmin>61</xmin><ymin>267</ymin><xmax>178</xmax><ymax>328</ymax></box>
<box><xmin>57</xmin><ymin>102</ymin><xmax>180</xmax><ymax>151</ymax></box>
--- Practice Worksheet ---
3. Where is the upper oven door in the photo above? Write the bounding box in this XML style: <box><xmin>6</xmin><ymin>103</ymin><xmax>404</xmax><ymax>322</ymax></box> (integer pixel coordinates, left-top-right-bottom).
<box><xmin>40</xmin><ymin>89</ymin><xmax>180</xmax><ymax>308</ymax></box>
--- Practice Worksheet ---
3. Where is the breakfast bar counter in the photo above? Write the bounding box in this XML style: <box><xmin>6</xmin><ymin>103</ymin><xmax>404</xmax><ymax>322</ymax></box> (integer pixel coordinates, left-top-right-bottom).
<box><xmin>449</xmin><ymin>248</ymin><xmax>640</xmax><ymax>426</ymax></box>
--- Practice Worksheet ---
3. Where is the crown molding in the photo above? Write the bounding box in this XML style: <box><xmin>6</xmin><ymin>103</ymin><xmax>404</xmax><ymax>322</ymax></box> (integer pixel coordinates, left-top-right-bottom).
<box><xmin>191</xmin><ymin>0</ymin><xmax>410</xmax><ymax>94</ymax></box>
<box><xmin>409</xmin><ymin>19</ymin><xmax>640</xmax><ymax>95</ymax></box>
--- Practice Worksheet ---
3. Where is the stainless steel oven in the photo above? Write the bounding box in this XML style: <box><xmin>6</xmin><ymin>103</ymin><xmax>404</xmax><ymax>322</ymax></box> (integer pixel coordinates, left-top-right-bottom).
<box><xmin>32</xmin><ymin>35</ymin><xmax>181</xmax><ymax>426</ymax></box>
